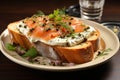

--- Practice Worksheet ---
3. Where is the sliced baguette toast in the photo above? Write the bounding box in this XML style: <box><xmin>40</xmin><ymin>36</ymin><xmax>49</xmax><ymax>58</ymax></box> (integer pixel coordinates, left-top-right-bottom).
<box><xmin>53</xmin><ymin>42</ymin><xmax>94</xmax><ymax>64</ymax></box>
<box><xmin>7</xmin><ymin>21</ymin><xmax>100</xmax><ymax>64</ymax></box>
<box><xmin>53</xmin><ymin>29</ymin><xmax>100</xmax><ymax>63</ymax></box>
<box><xmin>88</xmin><ymin>29</ymin><xmax>100</xmax><ymax>52</ymax></box>
<box><xmin>8</xmin><ymin>22</ymin><xmax>33</xmax><ymax>50</ymax></box>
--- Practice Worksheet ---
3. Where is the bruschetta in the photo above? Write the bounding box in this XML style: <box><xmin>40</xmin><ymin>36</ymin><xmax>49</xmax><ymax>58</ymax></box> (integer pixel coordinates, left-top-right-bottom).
<box><xmin>7</xmin><ymin>9</ymin><xmax>100</xmax><ymax>64</ymax></box>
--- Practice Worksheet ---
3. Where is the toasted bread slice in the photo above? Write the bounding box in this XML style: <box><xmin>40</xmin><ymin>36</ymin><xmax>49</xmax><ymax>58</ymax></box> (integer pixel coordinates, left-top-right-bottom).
<box><xmin>53</xmin><ymin>42</ymin><xmax>94</xmax><ymax>64</ymax></box>
<box><xmin>8</xmin><ymin>22</ymin><xmax>33</xmax><ymax>50</ymax></box>
<box><xmin>7</xmin><ymin>21</ymin><xmax>100</xmax><ymax>64</ymax></box>
<box><xmin>88</xmin><ymin>29</ymin><xmax>100</xmax><ymax>52</ymax></box>
<box><xmin>53</xmin><ymin>30</ymin><xmax>100</xmax><ymax>64</ymax></box>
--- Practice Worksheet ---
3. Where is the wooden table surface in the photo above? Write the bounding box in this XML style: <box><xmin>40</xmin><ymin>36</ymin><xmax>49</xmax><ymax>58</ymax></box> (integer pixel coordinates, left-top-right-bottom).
<box><xmin>0</xmin><ymin>0</ymin><xmax>120</xmax><ymax>80</ymax></box>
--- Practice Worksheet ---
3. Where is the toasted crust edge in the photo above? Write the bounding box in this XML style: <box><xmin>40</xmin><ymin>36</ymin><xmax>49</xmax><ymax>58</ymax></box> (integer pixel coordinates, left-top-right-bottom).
<box><xmin>7</xmin><ymin>22</ymin><xmax>33</xmax><ymax>50</ymax></box>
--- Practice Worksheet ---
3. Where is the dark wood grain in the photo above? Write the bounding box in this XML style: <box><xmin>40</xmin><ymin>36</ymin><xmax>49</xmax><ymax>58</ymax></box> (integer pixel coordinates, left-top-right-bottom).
<box><xmin>0</xmin><ymin>0</ymin><xmax>120</xmax><ymax>80</ymax></box>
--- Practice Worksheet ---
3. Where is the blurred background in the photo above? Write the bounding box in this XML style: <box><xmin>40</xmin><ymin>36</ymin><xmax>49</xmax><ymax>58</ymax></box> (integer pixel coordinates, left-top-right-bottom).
<box><xmin>0</xmin><ymin>0</ymin><xmax>120</xmax><ymax>29</ymax></box>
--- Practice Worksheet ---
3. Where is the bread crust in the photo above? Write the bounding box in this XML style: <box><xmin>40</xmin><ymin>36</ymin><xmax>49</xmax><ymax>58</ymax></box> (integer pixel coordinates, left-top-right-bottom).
<box><xmin>88</xmin><ymin>29</ymin><xmax>100</xmax><ymax>52</ymax></box>
<box><xmin>53</xmin><ymin>29</ymin><xmax>100</xmax><ymax>63</ymax></box>
<box><xmin>53</xmin><ymin>42</ymin><xmax>94</xmax><ymax>64</ymax></box>
<box><xmin>8</xmin><ymin>22</ymin><xmax>33</xmax><ymax>50</ymax></box>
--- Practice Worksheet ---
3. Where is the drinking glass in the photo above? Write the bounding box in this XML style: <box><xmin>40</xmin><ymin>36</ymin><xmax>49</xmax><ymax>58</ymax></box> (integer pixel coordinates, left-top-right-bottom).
<box><xmin>79</xmin><ymin>0</ymin><xmax>105</xmax><ymax>22</ymax></box>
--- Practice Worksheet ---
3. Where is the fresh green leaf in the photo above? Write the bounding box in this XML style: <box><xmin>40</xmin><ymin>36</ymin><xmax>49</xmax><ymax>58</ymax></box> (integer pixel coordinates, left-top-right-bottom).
<box><xmin>54</xmin><ymin>9</ymin><xmax>59</xmax><ymax>16</ymax></box>
<box><xmin>5</xmin><ymin>43</ymin><xmax>16</xmax><ymax>51</ymax></box>
<box><xmin>59</xmin><ymin>8</ymin><xmax>66</xmax><ymax>15</ymax></box>
<box><xmin>48</xmin><ymin>9</ymin><xmax>66</xmax><ymax>20</ymax></box>
<box><xmin>55</xmin><ymin>15</ymin><xmax>62</xmax><ymax>21</ymax></box>
<box><xmin>48</xmin><ymin>14</ymin><xmax>55</xmax><ymax>19</ymax></box>
<box><xmin>54</xmin><ymin>8</ymin><xmax>66</xmax><ymax>16</ymax></box>
<box><xmin>22</xmin><ymin>47</ymin><xmax>38</xmax><ymax>58</ymax></box>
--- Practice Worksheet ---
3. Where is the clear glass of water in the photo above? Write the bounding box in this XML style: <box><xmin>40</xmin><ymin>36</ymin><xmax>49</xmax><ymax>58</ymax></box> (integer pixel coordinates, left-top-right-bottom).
<box><xmin>79</xmin><ymin>0</ymin><xmax>105</xmax><ymax>22</ymax></box>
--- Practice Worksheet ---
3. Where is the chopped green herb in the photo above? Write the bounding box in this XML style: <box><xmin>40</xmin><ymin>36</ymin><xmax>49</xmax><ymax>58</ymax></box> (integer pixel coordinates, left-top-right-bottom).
<box><xmin>48</xmin><ymin>9</ymin><xmax>66</xmax><ymax>21</ymax></box>
<box><xmin>53</xmin><ymin>8</ymin><xmax>66</xmax><ymax>16</ymax></box>
<box><xmin>55</xmin><ymin>15</ymin><xmax>62</xmax><ymax>21</ymax></box>
<box><xmin>48</xmin><ymin>14</ymin><xmax>55</xmax><ymax>19</ymax></box>
<box><xmin>57</xmin><ymin>22</ymin><xmax>74</xmax><ymax>33</ymax></box>
<box><xmin>5</xmin><ymin>43</ymin><xmax>16</xmax><ymax>51</ymax></box>
<box><xmin>66</xmin><ymin>33</ymin><xmax>76</xmax><ymax>37</ymax></box>
<box><xmin>54</xmin><ymin>9</ymin><xmax>59</xmax><ymax>16</ymax></box>
<box><xmin>59</xmin><ymin>8</ymin><xmax>66</xmax><ymax>15</ymax></box>
<box><xmin>22</xmin><ymin>47</ymin><xmax>38</xmax><ymax>58</ymax></box>
<box><xmin>97</xmin><ymin>48</ymin><xmax>112</xmax><ymax>57</ymax></box>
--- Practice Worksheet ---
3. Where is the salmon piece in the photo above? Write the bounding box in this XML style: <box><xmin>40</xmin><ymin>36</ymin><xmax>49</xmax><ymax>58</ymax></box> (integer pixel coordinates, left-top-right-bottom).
<box><xmin>24</xmin><ymin>16</ymin><xmax>87</xmax><ymax>41</ymax></box>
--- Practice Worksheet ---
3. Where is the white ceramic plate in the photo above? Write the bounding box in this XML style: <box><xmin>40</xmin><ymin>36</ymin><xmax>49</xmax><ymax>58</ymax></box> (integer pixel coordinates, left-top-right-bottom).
<box><xmin>0</xmin><ymin>19</ymin><xmax>119</xmax><ymax>71</ymax></box>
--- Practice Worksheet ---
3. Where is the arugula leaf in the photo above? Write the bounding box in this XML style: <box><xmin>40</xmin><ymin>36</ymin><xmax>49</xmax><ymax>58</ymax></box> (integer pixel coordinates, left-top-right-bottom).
<box><xmin>5</xmin><ymin>43</ymin><xmax>16</xmax><ymax>51</ymax></box>
<box><xmin>22</xmin><ymin>47</ymin><xmax>38</xmax><ymax>58</ymax></box>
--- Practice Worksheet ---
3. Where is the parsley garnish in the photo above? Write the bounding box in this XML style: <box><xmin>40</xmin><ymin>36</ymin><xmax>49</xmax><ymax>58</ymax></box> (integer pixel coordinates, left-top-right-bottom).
<box><xmin>48</xmin><ymin>9</ymin><xmax>65</xmax><ymax>21</ymax></box>
<box><xmin>6</xmin><ymin>43</ymin><xmax>38</xmax><ymax>58</ymax></box>
<box><xmin>5</xmin><ymin>43</ymin><xmax>16</xmax><ymax>51</ymax></box>
<box><xmin>22</xmin><ymin>47</ymin><xmax>38</xmax><ymax>58</ymax></box>
<box><xmin>57</xmin><ymin>22</ymin><xmax>74</xmax><ymax>33</ymax></box>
